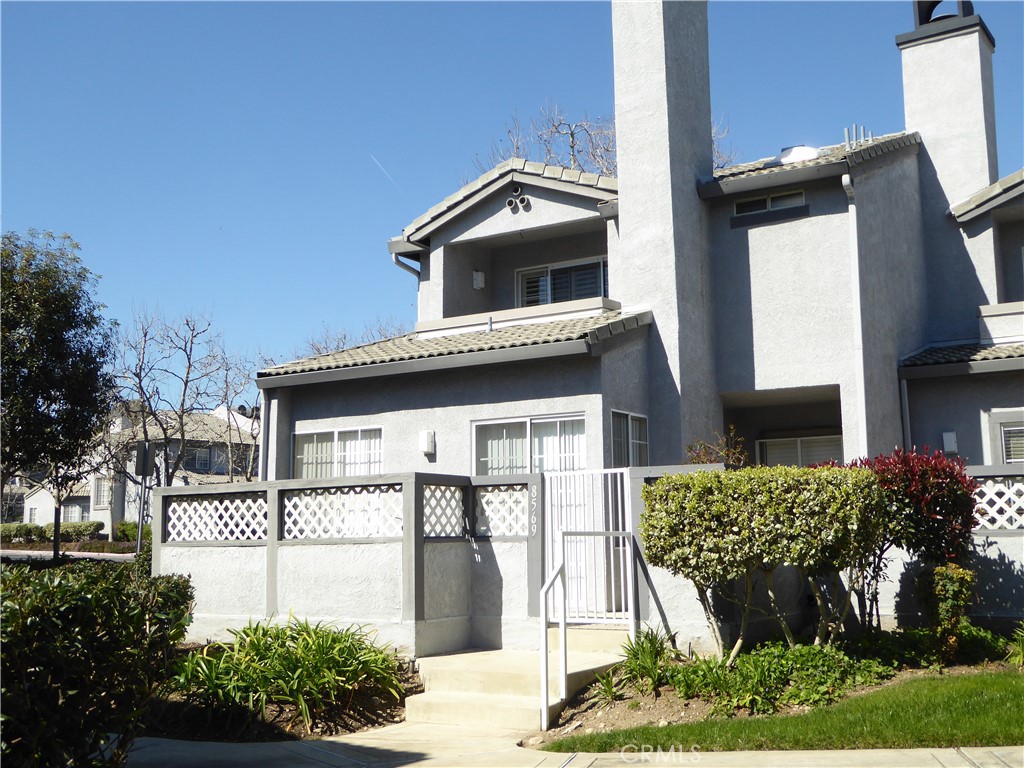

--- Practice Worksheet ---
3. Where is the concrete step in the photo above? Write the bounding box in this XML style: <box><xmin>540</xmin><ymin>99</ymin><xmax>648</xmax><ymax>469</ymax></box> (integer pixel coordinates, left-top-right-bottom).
<box><xmin>406</xmin><ymin>645</ymin><xmax>624</xmax><ymax>730</ymax></box>
<box><xmin>546</xmin><ymin>624</ymin><xmax>631</xmax><ymax>655</ymax></box>
<box><xmin>416</xmin><ymin>649</ymin><xmax>619</xmax><ymax>697</ymax></box>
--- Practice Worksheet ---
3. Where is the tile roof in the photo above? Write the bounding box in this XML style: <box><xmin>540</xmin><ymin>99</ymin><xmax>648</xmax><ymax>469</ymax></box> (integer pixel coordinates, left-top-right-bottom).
<box><xmin>901</xmin><ymin>343</ymin><xmax>1024</xmax><ymax>367</ymax></box>
<box><xmin>402</xmin><ymin>158</ymin><xmax>617</xmax><ymax>241</ymax></box>
<box><xmin>712</xmin><ymin>132</ymin><xmax>922</xmax><ymax>182</ymax></box>
<box><xmin>950</xmin><ymin>169</ymin><xmax>1024</xmax><ymax>222</ymax></box>
<box><xmin>259</xmin><ymin>309</ymin><xmax>651</xmax><ymax>379</ymax></box>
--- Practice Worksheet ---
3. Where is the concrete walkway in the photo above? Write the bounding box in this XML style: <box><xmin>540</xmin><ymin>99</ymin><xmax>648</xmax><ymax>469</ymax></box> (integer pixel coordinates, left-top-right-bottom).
<box><xmin>126</xmin><ymin>725</ymin><xmax>1023</xmax><ymax>767</ymax></box>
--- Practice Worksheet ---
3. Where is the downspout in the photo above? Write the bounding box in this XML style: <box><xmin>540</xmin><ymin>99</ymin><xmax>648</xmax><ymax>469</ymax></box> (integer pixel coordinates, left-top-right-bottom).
<box><xmin>900</xmin><ymin>378</ymin><xmax>913</xmax><ymax>449</ymax></box>
<box><xmin>392</xmin><ymin>252</ymin><xmax>421</xmax><ymax>278</ymax></box>
<box><xmin>843</xmin><ymin>172</ymin><xmax>870</xmax><ymax>459</ymax></box>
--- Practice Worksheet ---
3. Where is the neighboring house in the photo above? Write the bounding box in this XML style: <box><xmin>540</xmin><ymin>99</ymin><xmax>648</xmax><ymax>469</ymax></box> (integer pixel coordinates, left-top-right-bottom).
<box><xmin>18</xmin><ymin>407</ymin><xmax>260</xmax><ymax>539</ymax></box>
<box><xmin>155</xmin><ymin>2</ymin><xmax>1022</xmax><ymax>657</ymax></box>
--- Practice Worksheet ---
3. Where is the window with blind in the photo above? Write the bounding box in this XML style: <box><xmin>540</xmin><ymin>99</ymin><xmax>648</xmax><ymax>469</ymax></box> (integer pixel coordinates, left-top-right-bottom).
<box><xmin>1003</xmin><ymin>424</ymin><xmax>1024</xmax><ymax>463</ymax></box>
<box><xmin>293</xmin><ymin>428</ymin><xmax>383</xmax><ymax>479</ymax></box>
<box><xmin>475</xmin><ymin>416</ymin><xmax>585</xmax><ymax>476</ymax></box>
<box><xmin>757</xmin><ymin>435</ymin><xmax>843</xmax><ymax>467</ymax></box>
<box><xmin>612</xmin><ymin>411</ymin><xmax>649</xmax><ymax>467</ymax></box>
<box><xmin>93</xmin><ymin>477</ymin><xmax>111</xmax><ymax>508</ymax></box>
<box><xmin>517</xmin><ymin>259</ymin><xmax>608</xmax><ymax>307</ymax></box>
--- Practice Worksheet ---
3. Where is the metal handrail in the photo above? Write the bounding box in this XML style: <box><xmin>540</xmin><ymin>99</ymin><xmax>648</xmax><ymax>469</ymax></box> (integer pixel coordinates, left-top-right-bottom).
<box><xmin>539</xmin><ymin>550</ymin><xmax>567</xmax><ymax>731</ymax></box>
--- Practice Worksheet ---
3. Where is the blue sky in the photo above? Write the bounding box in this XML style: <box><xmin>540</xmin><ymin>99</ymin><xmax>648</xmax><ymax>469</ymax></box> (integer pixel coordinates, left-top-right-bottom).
<box><xmin>4</xmin><ymin>1</ymin><xmax>1022</xmax><ymax>375</ymax></box>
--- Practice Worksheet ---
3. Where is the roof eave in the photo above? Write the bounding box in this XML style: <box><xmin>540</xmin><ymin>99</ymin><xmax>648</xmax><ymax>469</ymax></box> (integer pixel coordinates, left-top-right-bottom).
<box><xmin>698</xmin><ymin>161</ymin><xmax>848</xmax><ymax>200</ymax></box>
<box><xmin>898</xmin><ymin>356</ymin><xmax>1024</xmax><ymax>380</ymax></box>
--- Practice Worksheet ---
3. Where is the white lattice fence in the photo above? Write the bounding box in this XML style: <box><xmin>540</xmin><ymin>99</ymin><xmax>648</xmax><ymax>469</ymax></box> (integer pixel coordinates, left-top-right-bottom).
<box><xmin>166</xmin><ymin>493</ymin><xmax>268</xmax><ymax>542</ymax></box>
<box><xmin>974</xmin><ymin>477</ymin><xmax>1024</xmax><ymax>530</ymax></box>
<box><xmin>475</xmin><ymin>484</ymin><xmax>529</xmax><ymax>536</ymax></box>
<box><xmin>282</xmin><ymin>485</ymin><xmax>404</xmax><ymax>539</ymax></box>
<box><xmin>423</xmin><ymin>484</ymin><xmax>465</xmax><ymax>538</ymax></box>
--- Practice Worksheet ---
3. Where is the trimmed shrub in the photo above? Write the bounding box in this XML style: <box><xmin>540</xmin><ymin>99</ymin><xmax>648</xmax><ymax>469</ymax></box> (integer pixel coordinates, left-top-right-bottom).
<box><xmin>917</xmin><ymin>563</ymin><xmax>977</xmax><ymax>662</ymax></box>
<box><xmin>41</xmin><ymin>520</ymin><xmax>105</xmax><ymax>542</ymax></box>
<box><xmin>114</xmin><ymin>521</ymin><xmax>152</xmax><ymax>543</ymax></box>
<box><xmin>0</xmin><ymin>523</ymin><xmax>45</xmax><ymax>543</ymax></box>
<box><xmin>1</xmin><ymin>560</ymin><xmax>194</xmax><ymax>766</ymax></box>
<box><xmin>641</xmin><ymin>466</ymin><xmax>889</xmax><ymax>656</ymax></box>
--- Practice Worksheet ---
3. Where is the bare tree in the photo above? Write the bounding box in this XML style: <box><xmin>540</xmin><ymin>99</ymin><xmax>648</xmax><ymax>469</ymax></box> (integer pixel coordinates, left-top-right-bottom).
<box><xmin>282</xmin><ymin>316</ymin><xmax>411</xmax><ymax>361</ymax></box>
<box><xmin>113</xmin><ymin>309</ymin><xmax>227</xmax><ymax>494</ymax></box>
<box><xmin>471</xmin><ymin>104</ymin><xmax>736</xmax><ymax>179</ymax></box>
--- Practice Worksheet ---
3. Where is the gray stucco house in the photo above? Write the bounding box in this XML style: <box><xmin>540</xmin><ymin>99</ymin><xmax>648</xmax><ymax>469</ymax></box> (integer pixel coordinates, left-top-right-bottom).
<box><xmin>154</xmin><ymin>1</ymin><xmax>1022</xmax><ymax>693</ymax></box>
<box><xmin>255</xmin><ymin>1</ymin><xmax>1022</xmax><ymax>487</ymax></box>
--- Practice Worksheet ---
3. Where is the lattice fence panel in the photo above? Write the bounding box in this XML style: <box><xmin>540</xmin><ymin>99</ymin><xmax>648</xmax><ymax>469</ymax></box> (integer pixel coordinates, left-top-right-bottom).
<box><xmin>423</xmin><ymin>485</ymin><xmax>465</xmax><ymax>538</ymax></box>
<box><xmin>475</xmin><ymin>484</ymin><xmax>528</xmax><ymax>537</ymax></box>
<box><xmin>166</xmin><ymin>493</ymin><xmax>268</xmax><ymax>542</ymax></box>
<box><xmin>974</xmin><ymin>477</ymin><xmax>1024</xmax><ymax>530</ymax></box>
<box><xmin>282</xmin><ymin>485</ymin><xmax>403</xmax><ymax>539</ymax></box>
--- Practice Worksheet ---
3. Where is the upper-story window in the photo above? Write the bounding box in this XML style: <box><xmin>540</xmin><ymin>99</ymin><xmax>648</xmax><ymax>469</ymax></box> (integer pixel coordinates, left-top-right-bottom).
<box><xmin>1003</xmin><ymin>423</ymin><xmax>1024</xmax><ymax>463</ymax></box>
<box><xmin>735</xmin><ymin>190</ymin><xmax>805</xmax><ymax>216</ymax></box>
<box><xmin>517</xmin><ymin>259</ymin><xmax>608</xmax><ymax>307</ymax></box>
<box><xmin>756</xmin><ymin>434</ymin><xmax>843</xmax><ymax>467</ymax></box>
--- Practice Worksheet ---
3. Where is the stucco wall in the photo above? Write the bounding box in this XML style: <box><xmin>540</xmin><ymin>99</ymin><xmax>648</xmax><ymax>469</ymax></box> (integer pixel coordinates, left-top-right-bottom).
<box><xmin>997</xmin><ymin>219</ymin><xmax>1024</xmax><ymax>303</ymax></box>
<box><xmin>906</xmin><ymin>371</ymin><xmax>1024</xmax><ymax>464</ymax></box>
<box><xmin>470</xmin><ymin>539</ymin><xmax>534</xmax><ymax>649</ymax></box>
<box><xmin>853</xmin><ymin>151</ymin><xmax>927</xmax><ymax>456</ymax></box>
<box><xmin>283</xmin><ymin>355</ymin><xmax>606</xmax><ymax>477</ymax></box>
<box><xmin>161</xmin><ymin>544</ymin><xmax>267</xmax><ymax>641</ymax></box>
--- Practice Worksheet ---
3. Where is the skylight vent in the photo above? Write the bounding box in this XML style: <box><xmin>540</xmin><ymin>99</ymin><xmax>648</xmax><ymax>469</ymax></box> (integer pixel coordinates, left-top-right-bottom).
<box><xmin>780</xmin><ymin>145</ymin><xmax>820</xmax><ymax>164</ymax></box>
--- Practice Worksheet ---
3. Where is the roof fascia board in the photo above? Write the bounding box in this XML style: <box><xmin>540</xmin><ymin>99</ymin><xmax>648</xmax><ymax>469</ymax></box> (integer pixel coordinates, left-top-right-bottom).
<box><xmin>404</xmin><ymin>173</ymin><xmax>617</xmax><ymax>246</ymax></box>
<box><xmin>954</xmin><ymin>185</ymin><xmax>1024</xmax><ymax>224</ymax></box>
<box><xmin>698</xmin><ymin>161</ymin><xmax>847</xmax><ymax>200</ymax></box>
<box><xmin>898</xmin><ymin>357</ymin><xmax>1024</xmax><ymax>380</ymax></box>
<box><xmin>895</xmin><ymin>15</ymin><xmax>995</xmax><ymax>51</ymax></box>
<box><xmin>257</xmin><ymin>339</ymin><xmax>592</xmax><ymax>390</ymax></box>
<box><xmin>509</xmin><ymin>172</ymin><xmax>618</xmax><ymax>200</ymax></box>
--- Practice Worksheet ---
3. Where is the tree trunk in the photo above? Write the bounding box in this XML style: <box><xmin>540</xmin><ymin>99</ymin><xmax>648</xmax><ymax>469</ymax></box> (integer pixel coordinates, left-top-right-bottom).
<box><xmin>726</xmin><ymin>570</ymin><xmax>754</xmax><ymax>666</ymax></box>
<box><xmin>695</xmin><ymin>584</ymin><xmax>725</xmax><ymax>660</ymax></box>
<box><xmin>764</xmin><ymin>569</ymin><xmax>797</xmax><ymax>648</ymax></box>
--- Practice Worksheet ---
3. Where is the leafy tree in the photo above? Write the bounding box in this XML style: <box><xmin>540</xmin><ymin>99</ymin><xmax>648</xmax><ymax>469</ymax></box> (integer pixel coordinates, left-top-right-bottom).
<box><xmin>1</xmin><ymin>230</ymin><xmax>116</xmax><ymax>557</ymax></box>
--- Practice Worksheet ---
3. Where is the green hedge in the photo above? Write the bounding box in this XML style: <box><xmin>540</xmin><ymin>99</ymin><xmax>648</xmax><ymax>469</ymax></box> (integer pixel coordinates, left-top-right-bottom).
<box><xmin>1</xmin><ymin>560</ymin><xmax>194</xmax><ymax>766</ymax></box>
<box><xmin>114</xmin><ymin>521</ymin><xmax>151</xmax><ymax>543</ymax></box>
<box><xmin>43</xmin><ymin>520</ymin><xmax>105</xmax><ymax>542</ymax></box>
<box><xmin>0</xmin><ymin>523</ymin><xmax>46</xmax><ymax>543</ymax></box>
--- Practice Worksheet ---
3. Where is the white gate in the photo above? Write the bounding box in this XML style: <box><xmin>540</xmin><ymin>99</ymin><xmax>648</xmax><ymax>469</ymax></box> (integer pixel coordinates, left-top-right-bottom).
<box><xmin>544</xmin><ymin>469</ymin><xmax>634</xmax><ymax>623</ymax></box>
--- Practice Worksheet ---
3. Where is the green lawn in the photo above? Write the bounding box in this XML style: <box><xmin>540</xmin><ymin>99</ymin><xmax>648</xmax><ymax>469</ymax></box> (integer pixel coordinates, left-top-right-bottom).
<box><xmin>543</xmin><ymin>670</ymin><xmax>1024</xmax><ymax>753</ymax></box>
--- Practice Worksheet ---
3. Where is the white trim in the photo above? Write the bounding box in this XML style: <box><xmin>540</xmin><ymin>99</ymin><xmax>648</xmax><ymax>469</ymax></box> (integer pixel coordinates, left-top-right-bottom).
<box><xmin>611</xmin><ymin>410</ymin><xmax>649</xmax><ymax>468</ymax></box>
<box><xmin>291</xmin><ymin>426</ymin><xmax>384</xmax><ymax>479</ymax></box>
<box><xmin>472</xmin><ymin>413</ymin><xmax>586</xmax><ymax>476</ymax></box>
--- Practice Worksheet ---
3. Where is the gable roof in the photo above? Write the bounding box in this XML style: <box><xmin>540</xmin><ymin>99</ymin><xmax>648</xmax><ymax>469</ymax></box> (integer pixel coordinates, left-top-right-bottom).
<box><xmin>950</xmin><ymin>169</ymin><xmax>1024</xmax><ymax>224</ymax></box>
<box><xmin>392</xmin><ymin>158</ymin><xmax>618</xmax><ymax>250</ymax></box>
<box><xmin>700</xmin><ymin>132</ymin><xmax>922</xmax><ymax>198</ymax></box>
<box><xmin>257</xmin><ymin>308</ymin><xmax>652</xmax><ymax>387</ymax></box>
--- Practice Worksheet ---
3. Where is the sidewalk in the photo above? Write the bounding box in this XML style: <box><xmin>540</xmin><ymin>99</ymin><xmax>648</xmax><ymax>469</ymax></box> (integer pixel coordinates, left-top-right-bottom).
<box><xmin>0</xmin><ymin>547</ymin><xmax>135</xmax><ymax>562</ymax></box>
<box><xmin>126</xmin><ymin>724</ymin><xmax>1023</xmax><ymax>767</ymax></box>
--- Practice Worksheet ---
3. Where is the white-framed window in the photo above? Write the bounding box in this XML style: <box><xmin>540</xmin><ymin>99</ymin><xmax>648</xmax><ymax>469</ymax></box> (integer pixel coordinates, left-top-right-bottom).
<box><xmin>735</xmin><ymin>190</ymin><xmax>805</xmax><ymax>216</ymax></box>
<box><xmin>756</xmin><ymin>434</ymin><xmax>843</xmax><ymax>467</ymax></box>
<box><xmin>1002</xmin><ymin>423</ymin><xmax>1024</xmax><ymax>463</ymax></box>
<box><xmin>27</xmin><ymin>507</ymin><xmax>37</xmax><ymax>524</ymax></box>
<box><xmin>61</xmin><ymin>501</ymin><xmax>90</xmax><ymax>523</ymax></box>
<box><xmin>517</xmin><ymin>258</ymin><xmax>608</xmax><ymax>307</ymax></box>
<box><xmin>293</xmin><ymin>427</ymin><xmax>383</xmax><ymax>479</ymax></box>
<box><xmin>93</xmin><ymin>477</ymin><xmax>111</xmax><ymax>508</ymax></box>
<box><xmin>611</xmin><ymin>411</ymin><xmax>649</xmax><ymax>468</ymax></box>
<box><xmin>195</xmin><ymin>448</ymin><xmax>211</xmax><ymax>471</ymax></box>
<box><xmin>474</xmin><ymin>416</ymin><xmax>585</xmax><ymax>476</ymax></box>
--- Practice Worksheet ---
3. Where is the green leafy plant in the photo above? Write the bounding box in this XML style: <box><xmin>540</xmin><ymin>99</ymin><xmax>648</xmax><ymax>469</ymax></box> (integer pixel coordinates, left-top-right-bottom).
<box><xmin>917</xmin><ymin>563</ymin><xmax>976</xmax><ymax>662</ymax></box>
<box><xmin>591</xmin><ymin>669</ymin><xmax>623</xmax><ymax>707</ymax></box>
<box><xmin>1</xmin><ymin>559</ymin><xmax>194</xmax><ymax>766</ymax></box>
<box><xmin>170</xmin><ymin>617</ymin><xmax>404</xmax><ymax>732</ymax></box>
<box><xmin>1004</xmin><ymin>622</ymin><xmax>1024</xmax><ymax>671</ymax></box>
<box><xmin>621</xmin><ymin>627</ymin><xmax>675</xmax><ymax>696</ymax></box>
<box><xmin>0</xmin><ymin>522</ymin><xmax>45</xmax><ymax>543</ymax></box>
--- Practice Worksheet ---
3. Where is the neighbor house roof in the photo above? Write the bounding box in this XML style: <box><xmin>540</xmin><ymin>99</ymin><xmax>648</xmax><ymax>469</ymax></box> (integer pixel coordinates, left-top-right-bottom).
<box><xmin>950</xmin><ymin>169</ymin><xmax>1024</xmax><ymax>224</ymax></box>
<box><xmin>700</xmin><ymin>132</ymin><xmax>923</xmax><ymax>198</ymax></box>
<box><xmin>257</xmin><ymin>308</ymin><xmax>652</xmax><ymax>387</ymax></box>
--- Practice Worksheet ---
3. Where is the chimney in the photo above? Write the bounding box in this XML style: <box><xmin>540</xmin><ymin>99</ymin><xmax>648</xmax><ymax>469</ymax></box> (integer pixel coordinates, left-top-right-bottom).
<box><xmin>611</xmin><ymin>0</ymin><xmax>719</xmax><ymax>462</ymax></box>
<box><xmin>897</xmin><ymin>1</ymin><xmax>998</xmax><ymax>203</ymax></box>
